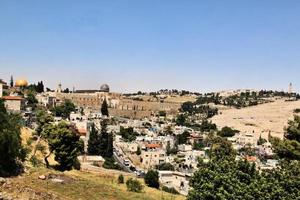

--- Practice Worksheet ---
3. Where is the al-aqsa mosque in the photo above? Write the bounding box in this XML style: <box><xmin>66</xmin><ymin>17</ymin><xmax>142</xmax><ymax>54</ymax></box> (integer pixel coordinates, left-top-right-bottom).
<box><xmin>53</xmin><ymin>83</ymin><xmax>180</xmax><ymax>119</ymax></box>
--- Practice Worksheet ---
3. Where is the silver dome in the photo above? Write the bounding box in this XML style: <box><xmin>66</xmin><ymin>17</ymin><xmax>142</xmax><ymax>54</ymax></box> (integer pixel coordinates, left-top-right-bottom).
<box><xmin>100</xmin><ymin>84</ymin><xmax>110</xmax><ymax>92</ymax></box>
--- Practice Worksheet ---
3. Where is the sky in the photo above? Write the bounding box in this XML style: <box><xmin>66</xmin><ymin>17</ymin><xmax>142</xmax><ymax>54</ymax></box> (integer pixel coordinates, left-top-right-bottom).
<box><xmin>0</xmin><ymin>0</ymin><xmax>300</xmax><ymax>93</ymax></box>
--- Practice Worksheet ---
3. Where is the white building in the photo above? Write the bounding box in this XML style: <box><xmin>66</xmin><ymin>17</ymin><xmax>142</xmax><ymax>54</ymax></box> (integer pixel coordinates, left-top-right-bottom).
<box><xmin>158</xmin><ymin>171</ymin><xmax>191</xmax><ymax>196</ymax></box>
<box><xmin>235</xmin><ymin>132</ymin><xmax>257</xmax><ymax>146</ymax></box>
<box><xmin>141</xmin><ymin>150</ymin><xmax>166</xmax><ymax>168</ymax></box>
<box><xmin>36</xmin><ymin>93</ymin><xmax>56</xmax><ymax>107</ymax></box>
<box><xmin>178</xmin><ymin>144</ymin><xmax>193</xmax><ymax>152</ymax></box>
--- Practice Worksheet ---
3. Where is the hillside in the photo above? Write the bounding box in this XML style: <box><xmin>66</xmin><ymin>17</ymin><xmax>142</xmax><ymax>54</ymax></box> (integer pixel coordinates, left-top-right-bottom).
<box><xmin>212</xmin><ymin>99</ymin><xmax>300</xmax><ymax>140</ymax></box>
<box><xmin>0</xmin><ymin>167</ymin><xmax>184</xmax><ymax>200</ymax></box>
<box><xmin>0</xmin><ymin>128</ymin><xmax>186</xmax><ymax>200</ymax></box>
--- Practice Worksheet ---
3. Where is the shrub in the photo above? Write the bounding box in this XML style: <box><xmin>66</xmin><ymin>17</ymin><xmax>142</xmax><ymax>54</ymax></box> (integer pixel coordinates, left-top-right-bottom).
<box><xmin>126</xmin><ymin>178</ymin><xmax>143</xmax><ymax>193</ymax></box>
<box><xmin>156</xmin><ymin>163</ymin><xmax>175</xmax><ymax>171</ymax></box>
<box><xmin>103</xmin><ymin>157</ymin><xmax>122</xmax><ymax>170</ymax></box>
<box><xmin>29</xmin><ymin>155</ymin><xmax>43</xmax><ymax>167</ymax></box>
<box><xmin>294</xmin><ymin>108</ymin><xmax>300</xmax><ymax>113</ymax></box>
<box><xmin>118</xmin><ymin>174</ymin><xmax>124</xmax><ymax>184</ymax></box>
<box><xmin>218</xmin><ymin>126</ymin><xmax>240</xmax><ymax>137</ymax></box>
<box><xmin>144</xmin><ymin>170</ymin><xmax>160</xmax><ymax>189</ymax></box>
<box><xmin>136</xmin><ymin>146</ymin><xmax>141</xmax><ymax>155</ymax></box>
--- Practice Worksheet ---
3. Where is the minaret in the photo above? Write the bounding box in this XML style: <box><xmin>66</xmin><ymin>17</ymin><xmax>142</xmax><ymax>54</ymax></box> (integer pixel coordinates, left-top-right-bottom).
<box><xmin>57</xmin><ymin>83</ymin><xmax>62</xmax><ymax>93</ymax></box>
<box><xmin>288</xmin><ymin>83</ymin><xmax>293</xmax><ymax>94</ymax></box>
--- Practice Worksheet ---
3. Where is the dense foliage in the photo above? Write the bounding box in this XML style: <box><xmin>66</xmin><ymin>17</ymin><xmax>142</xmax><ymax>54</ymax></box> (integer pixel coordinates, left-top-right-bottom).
<box><xmin>119</xmin><ymin>126</ymin><xmax>139</xmax><ymax>142</ymax></box>
<box><xmin>51</xmin><ymin>100</ymin><xmax>76</xmax><ymax>119</ymax></box>
<box><xmin>126</xmin><ymin>178</ymin><xmax>144</xmax><ymax>193</ymax></box>
<box><xmin>101</xmin><ymin>99</ymin><xmax>109</xmax><ymax>117</ymax></box>
<box><xmin>156</xmin><ymin>163</ymin><xmax>175</xmax><ymax>171</ymax></box>
<box><xmin>0</xmin><ymin>99</ymin><xmax>26</xmax><ymax>177</ymax></box>
<box><xmin>271</xmin><ymin>115</ymin><xmax>300</xmax><ymax>160</ymax></box>
<box><xmin>177</xmin><ymin>131</ymin><xmax>191</xmax><ymax>144</ymax></box>
<box><xmin>42</xmin><ymin>122</ymin><xmax>84</xmax><ymax>170</ymax></box>
<box><xmin>188</xmin><ymin>136</ymin><xmax>300</xmax><ymax>200</ymax></box>
<box><xmin>27</xmin><ymin>81</ymin><xmax>44</xmax><ymax>93</ymax></box>
<box><xmin>195</xmin><ymin>90</ymin><xmax>298</xmax><ymax>109</ymax></box>
<box><xmin>26</xmin><ymin>92</ymin><xmax>38</xmax><ymax>109</ymax></box>
<box><xmin>217</xmin><ymin>126</ymin><xmax>240</xmax><ymax>137</ymax></box>
<box><xmin>144</xmin><ymin>170</ymin><xmax>160</xmax><ymax>189</ymax></box>
<box><xmin>180</xmin><ymin>101</ymin><xmax>218</xmax><ymax>118</ymax></box>
<box><xmin>87</xmin><ymin>123</ymin><xmax>101</xmax><ymax>155</ymax></box>
<box><xmin>88</xmin><ymin>120</ymin><xmax>113</xmax><ymax>158</ymax></box>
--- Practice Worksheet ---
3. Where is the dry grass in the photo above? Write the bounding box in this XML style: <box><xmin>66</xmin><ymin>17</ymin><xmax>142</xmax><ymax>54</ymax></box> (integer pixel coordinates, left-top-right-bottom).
<box><xmin>1</xmin><ymin>167</ymin><xmax>185</xmax><ymax>200</ymax></box>
<box><xmin>212</xmin><ymin>99</ymin><xmax>300</xmax><ymax>140</ymax></box>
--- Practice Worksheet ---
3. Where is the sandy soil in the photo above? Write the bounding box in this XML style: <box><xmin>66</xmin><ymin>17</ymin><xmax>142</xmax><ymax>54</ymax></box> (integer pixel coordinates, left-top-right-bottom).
<box><xmin>211</xmin><ymin>99</ymin><xmax>300</xmax><ymax>140</ymax></box>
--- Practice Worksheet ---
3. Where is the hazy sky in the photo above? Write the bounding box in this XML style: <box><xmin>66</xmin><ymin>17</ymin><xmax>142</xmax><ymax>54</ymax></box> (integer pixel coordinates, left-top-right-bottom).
<box><xmin>0</xmin><ymin>0</ymin><xmax>299</xmax><ymax>93</ymax></box>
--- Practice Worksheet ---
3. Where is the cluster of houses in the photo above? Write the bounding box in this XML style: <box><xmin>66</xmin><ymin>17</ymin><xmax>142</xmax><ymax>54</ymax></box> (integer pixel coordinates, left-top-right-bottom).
<box><xmin>0</xmin><ymin>79</ymin><xmax>279</xmax><ymax>195</ymax></box>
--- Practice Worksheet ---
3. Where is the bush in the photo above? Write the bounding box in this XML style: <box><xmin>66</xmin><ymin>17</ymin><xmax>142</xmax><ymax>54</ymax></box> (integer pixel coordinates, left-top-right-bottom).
<box><xmin>294</xmin><ymin>108</ymin><xmax>300</xmax><ymax>113</ymax></box>
<box><xmin>29</xmin><ymin>155</ymin><xmax>43</xmax><ymax>167</ymax></box>
<box><xmin>103</xmin><ymin>157</ymin><xmax>122</xmax><ymax>170</ymax></box>
<box><xmin>218</xmin><ymin>126</ymin><xmax>240</xmax><ymax>137</ymax></box>
<box><xmin>136</xmin><ymin>146</ymin><xmax>141</xmax><ymax>155</ymax></box>
<box><xmin>144</xmin><ymin>170</ymin><xmax>160</xmax><ymax>189</ymax></box>
<box><xmin>156</xmin><ymin>163</ymin><xmax>175</xmax><ymax>171</ymax></box>
<box><xmin>162</xmin><ymin>186</ymin><xmax>180</xmax><ymax>194</ymax></box>
<box><xmin>118</xmin><ymin>174</ymin><xmax>124</xmax><ymax>184</ymax></box>
<box><xmin>126</xmin><ymin>178</ymin><xmax>143</xmax><ymax>193</ymax></box>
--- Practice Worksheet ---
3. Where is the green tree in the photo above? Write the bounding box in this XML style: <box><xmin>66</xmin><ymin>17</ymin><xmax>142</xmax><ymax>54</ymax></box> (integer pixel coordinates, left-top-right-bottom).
<box><xmin>217</xmin><ymin>126</ymin><xmax>240</xmax><ymax>137</ymax></box>
<box><xmin>42</xmin><ymin>122</ymin><xmax>84</xmax><ymax>170</ymax></box>
<box><xmin>10</xmin><ymin>75</ymin><xmax>14</xmax><ymax>87</ymax></box>
<box><xmin>180</xmin><ymin>101</ymin><xmax>194</xmax><ymax>114</ymax></box>
<box><xmin>26</xmin><ymin>92</ymin><xmax>38</xmax><ymax>109</ymax></box>
<box><xmin>136</xmin><ymin>146</ymin><xmax>141</xmax><ymax>155</ymax></box>
<box><xmin>98</xmin><ymin>119</ymin><xmax>113</xmax><ymax>158</ymax></box>
<box><xmin>257</xmin><ymin>134</ymin><xmax>267</xmax><ymax>145</ymax></box>
<box><xmin>119</xmin><ymin>126</ymin><xmax>139</xmax><ymax>142</ymax></box>
<box><xmin>144</xmin><ymin>170</ymin><xmax>159</xmax><ymax>189</ymax></box>
<box><xmin>36</xmin><ymin>81</ymin><xmax>44</xmax><ymax>93</ymax></box>
<box><xmin>0</xmin><ymin>99</ymin><xmax>26</xmax><ymax>177</ymax></box>
<box><xmin>188</xmin><ymin>121</ymin><xmax>300</xmax><ymax>200</ymax></box>
<box><xmin>209</xmin><ymin>136</ymin><xmax>236</xmax><ymax>161</ymax></box>
<box><xmin>51</xmin><ymin>100</ymin><xmax>76</xmax><ymax>119</ymax></box>
<box><xmin>177</xmin><ymin>131</ymin><xmax>191</xmax><ymax>144</ymax></box>
<box><xmin>101</xmin><ymin>99</ymin><xmax>109</xmax><ymax>117</ymax></box>
<box><xmin>198</xmin><ymin>120</ymin><xmax>217</xmax><ymax>132</ymax></box>
<box><xmin>272</xmin><ymin>115</ymin><xmax>300</xmax><ymax>160</ymax></box>
<box><xmin>176</xmin><ymin>114</ymin><xmax>186</xmax><ymax>126</ymax></box>
<box><xmin>156</xmin><ymin>163</ymin><xmax>175</xmax><ymax>171</ymax></box>
<box><xmin>32</xmin><ymin>110</ymin><xmax>53</xmax><ymax>156</ymax></box>
<box><xmin>87</xmin><ymin>123</ymin><xmax>101</xmax><ymax>155</ymax></box>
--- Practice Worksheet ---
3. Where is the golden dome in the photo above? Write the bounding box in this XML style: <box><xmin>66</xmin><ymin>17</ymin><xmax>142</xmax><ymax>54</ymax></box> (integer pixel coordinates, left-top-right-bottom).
<box><xmin>15</xmin><ymin>79</ymin><xmax>28</xmax><ymax>87</ymax></box>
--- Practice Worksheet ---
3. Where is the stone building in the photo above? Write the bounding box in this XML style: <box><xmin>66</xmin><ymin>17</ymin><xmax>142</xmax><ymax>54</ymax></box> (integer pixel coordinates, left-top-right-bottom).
<box><xmin>2</xmin><ymin>96</ymin><xmax>25</xmax><ymax>112</ymax></box>
<box><xmin>53</xmin><ymin>83</ymin><xmax>181</xmax><ymax>119</ymax></box>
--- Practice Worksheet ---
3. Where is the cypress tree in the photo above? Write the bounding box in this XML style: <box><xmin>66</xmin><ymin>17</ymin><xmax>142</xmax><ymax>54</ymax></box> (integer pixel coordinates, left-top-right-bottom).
<box><xmin>87</xmin><ymin>123</ymin><xmax>101</xmax><ymax>155</ymax></box>
<box><xmin>101</xmin><ymin>99</ymin><xmax>109</xmax><ymax>117</ymax></box>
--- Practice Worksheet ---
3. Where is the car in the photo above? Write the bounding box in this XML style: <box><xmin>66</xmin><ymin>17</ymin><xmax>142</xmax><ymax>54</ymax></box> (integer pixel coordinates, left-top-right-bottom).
<box><xmin>124</xmin><ymin>159</ymin><xmax>130</xmax><ymax>167</ymax></box>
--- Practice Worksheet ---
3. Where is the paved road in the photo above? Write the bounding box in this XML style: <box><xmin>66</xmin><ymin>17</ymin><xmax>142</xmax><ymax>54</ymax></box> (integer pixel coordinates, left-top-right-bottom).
<box><xmin>113</xmin><ymin>144</ymin><xmax>134</xmax><ymax>173</ymax></box>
